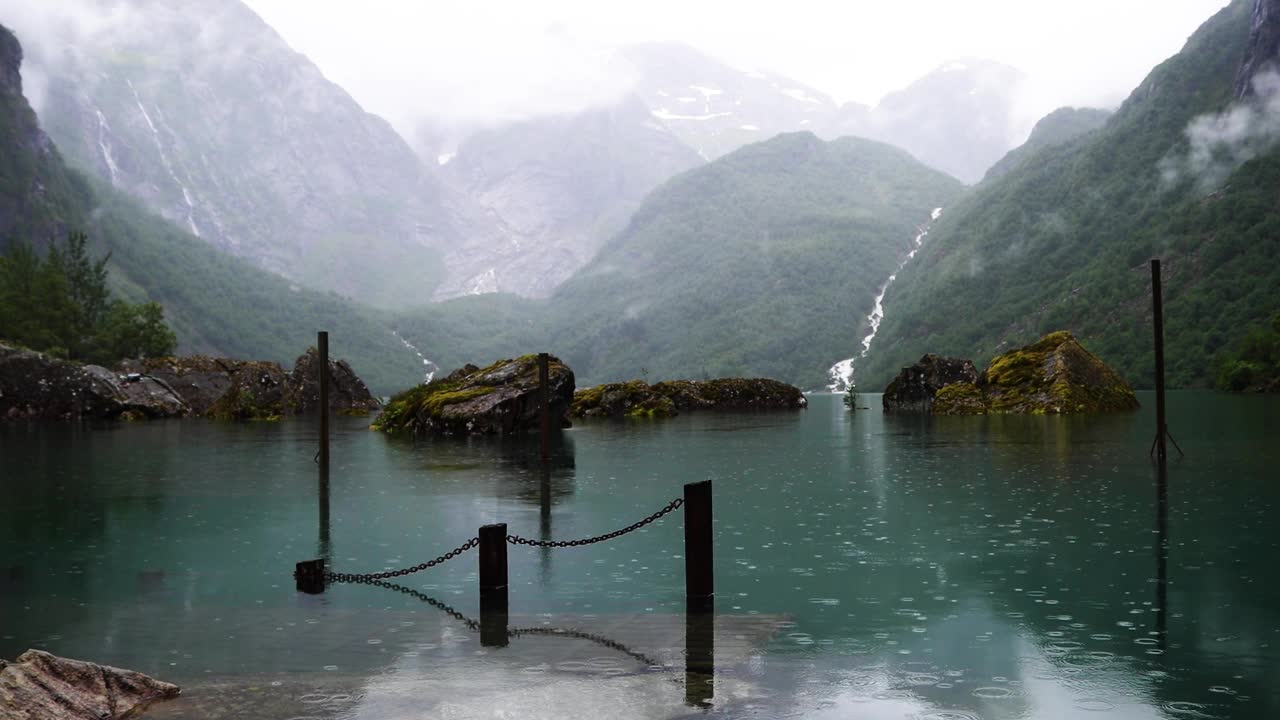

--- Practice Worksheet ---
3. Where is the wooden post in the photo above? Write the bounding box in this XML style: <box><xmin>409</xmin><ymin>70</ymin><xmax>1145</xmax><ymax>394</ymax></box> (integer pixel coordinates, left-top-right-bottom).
<box><xmin>685</xmin><ymin>604</ymin><xmax>715</xmax><ymax>707</ymax></box>
<box><xmin>319</xmin><ymin>331</ymin><xmax>330</xmax><ymax>468</ymax></box>
<box><xmin>1155</xmin><ymin>455</ymin><xmax>1169</xmax><ymax>649</ymax></box>
<box><xmin>1151</xmin><ymin>261</ymin><xmax>1168</xmax><ymax>462</ymax></box>
<box><xmin>317</xmin><ymin>331</ymin><xmax>331</xmax><ymax>555</ymax></box>
<box><xmin>538</xmin><ymin>353</ymin><xmax>551</xmax><ymax>463</ymax></box>
<box><xmin>479</xmin><ymin>523</ymin><xmax>509</xmax><ymax>647</ymax></box>
<box><xmin>295</xmin><ymin>558</ymin><xmax>325</xmax><ymax>594</ymax></box>
<box><xmin>684</xmin><ymin>480</ymin><xmax>714</xmax><ymax>611</ymax></box>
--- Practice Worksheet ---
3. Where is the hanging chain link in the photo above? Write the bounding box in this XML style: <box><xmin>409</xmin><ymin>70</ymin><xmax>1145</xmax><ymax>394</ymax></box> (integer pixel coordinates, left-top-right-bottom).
<box><xmin>329</xmin><ymin>578</ymin><xmax>480</xmax><ymax>631</ymax></box>
<box><xmin>324</xmin><ymin>536</ymin><xmax>479</xmax><ymax>583</ymax></box>
<box><xmin>506</xmin><ymin>497</ymin><xmax>684</xmax><ymax>548</ymax></box>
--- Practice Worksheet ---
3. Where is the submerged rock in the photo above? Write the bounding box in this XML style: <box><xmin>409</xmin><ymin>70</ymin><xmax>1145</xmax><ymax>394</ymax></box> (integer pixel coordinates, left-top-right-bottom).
<box><xmin>891</xmin><ymin>331</ymin><xmax>1140</xmax><ymax>415</ymax></box>
<box><xmin>0</xmin><ymin>649</ymin><xmax>179</xmax><ymax>719</ymax></box>
<box><xmin>0</xmin><ymin>343</ymin><xmax>188</xmax><ymax>420</ymax></box>
<box><xmin>882</xmin><ymin>354</ymin><xmax>980</xmax><ymax>413</ymax></box>
<box><xmin>288</xmin><ymin>348</ymin><xmax>382</xmax><ymax>415</ymax></box>
<box><xmin>375</xmin><ymin>355</ymin><xmax>575</xmax><ymax>436</ymax></box>
<box><xmin>960</xmin><ymin>331</ymin><xmax>1140</xmax><ymax>414</ymax></box>
<box><xmin>571</xmin><ymin>378</ymin><xmax>807</xmax><ymax>419</ymax></box>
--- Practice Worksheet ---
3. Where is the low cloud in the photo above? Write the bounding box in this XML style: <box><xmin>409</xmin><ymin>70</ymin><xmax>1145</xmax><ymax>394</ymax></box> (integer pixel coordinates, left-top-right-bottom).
<box><xmin>1161</xmin><ymin>68</ymin><xmax>1280</xmax><ymax>192</ymax></box>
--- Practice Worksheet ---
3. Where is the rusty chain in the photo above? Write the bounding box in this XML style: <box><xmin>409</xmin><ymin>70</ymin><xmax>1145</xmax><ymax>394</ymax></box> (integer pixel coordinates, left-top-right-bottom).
<box><xmin>324</xmin><ymin>536</ymin><xmax>478</xmax><ymax>583</ymax></box>
<box><xmin>506</xmin><ymin>497</ymin><xmax>684</xmax><ymax>548</ymax></box>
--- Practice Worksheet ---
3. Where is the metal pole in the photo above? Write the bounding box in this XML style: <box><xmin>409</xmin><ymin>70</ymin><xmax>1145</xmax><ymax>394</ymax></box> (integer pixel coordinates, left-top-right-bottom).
<box><xmin>684</xmin><ymin>480</ymin><xmax>714</xmax><ymax>611</ymax></box>
<box><xmin>1151</xmin><ymin>261</ymin><xmax>1167</xmax><ymax>462</ymax></box>
<box><xmin>479</xmin><ymin>523</ymin><xmax>509</xmax><ymax>647</ymax></box>
<box><xmin>539</xmin><ymin>353</ymin><xmax>551</xmax><ymax>463</ymax></box>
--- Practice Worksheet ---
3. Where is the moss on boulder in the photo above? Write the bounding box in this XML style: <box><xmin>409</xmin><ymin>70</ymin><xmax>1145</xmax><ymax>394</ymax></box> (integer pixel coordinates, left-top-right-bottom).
<box><xmin>374</xmin><ymin>355</ymin><xmax>575</xmax><ymax>436</ymax></box>
<box><xmin>571</xmin><ymin>377</ymin><xmax>806</xmax><ymax>419</ymax></box>
<box><xmin>932</xmin><ymin>382</ymin><xmax>988</xmax><ymax>415</ymax></box>
<box><xmin>975</xmin><ymin>331</ymin><xmax>1139</xmax><ymax>414</ymax></box>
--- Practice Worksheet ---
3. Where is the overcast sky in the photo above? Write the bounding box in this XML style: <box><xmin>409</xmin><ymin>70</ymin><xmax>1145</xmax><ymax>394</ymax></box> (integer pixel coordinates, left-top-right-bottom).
<box><xmin>243</xmin><ymin>0</ymin><xmax>1231</xmax><ymax>136</ymax></box>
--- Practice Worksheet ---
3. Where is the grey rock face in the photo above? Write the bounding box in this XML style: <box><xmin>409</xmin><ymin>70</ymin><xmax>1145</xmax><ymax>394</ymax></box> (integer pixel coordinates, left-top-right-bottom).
<box><xmin>0</xmin><ymin>649</ymin><xmax>180</xmax><ymax>719</ymax></box>
<box><xmin>434</xmin><ymin>95</ymin><xmax>702</xmax><ymax>299</ymax></box>
<box><xmin>882</xmin><ymin>354</ymin><xmax>980</xmax><ymax>413</ymax></box>
<box><xmin>17</xmin><ymin>0</ymin><xmax>456</xmax><ymax>308</ymax></box>
<box><xmin>0</xmin><ymin>343</ymin><xmax>188</xmax><ymax>420</ymax></box>
<box><xmin>1236</xmin><ymin>0</ymin><xmax>1280</xmax><ymax>98</ymax></box>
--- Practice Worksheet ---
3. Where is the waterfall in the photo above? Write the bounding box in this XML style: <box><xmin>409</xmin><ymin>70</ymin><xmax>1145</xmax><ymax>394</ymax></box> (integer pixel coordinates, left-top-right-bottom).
<box><xmin>128</xmin><ymin>81</ymin><xmax>201</xmax><ymax>237</ymax></box>
<box><xmin>392</xmin><ymin>330</ymin><xmax>440</xmax><ymax>384</ymax></box>
<box><xmin>826</xmin><ymin>207</ymin><xmax>943</xmax><ymax>392</ymax></box>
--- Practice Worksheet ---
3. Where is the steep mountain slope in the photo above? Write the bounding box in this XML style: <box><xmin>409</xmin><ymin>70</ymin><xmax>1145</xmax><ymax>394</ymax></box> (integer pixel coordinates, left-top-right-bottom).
<box><xmin>622</xmin><ymin>43</ymin><xmax>839</xmax><ymax>161</ymax></box>
<box><xmin>0</xmin><ymin>24</ymin><xmax>421</xmax><ymax>393</ymax></box>
<box><xmin>540</xmin><ymin>132</ymin><xmax>965</xmax><ymax>388</ymax></box>
<box><xmin>434</xmin><ymin>96</ymin><xmax>703</xmax><ymax>298</ymax></box>
<box><xmin>832</xmin><ymin>59</ymin><xmax>1032</xmax><ymax>184</ymax></box>
<box><xmin>982</xmin><ymin>106</ymin><xmax>1112</xmax><ymax>181</ymax></box>
<box><xmin>14</xmin><ymin>0</ymin><xmax>455</xmax><ymax>309</ymax></box>
<box><xmin>859</xmin><ymin>0</ymin><xmax>1280</xmax><ymax>390</ymax></box>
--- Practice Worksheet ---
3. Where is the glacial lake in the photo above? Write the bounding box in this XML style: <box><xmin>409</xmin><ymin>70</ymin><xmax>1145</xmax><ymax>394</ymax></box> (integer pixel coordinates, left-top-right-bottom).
<box><xmin>1</xmin><ymin>392</ymin><xmax>1277</xmax><ymax>719</ymax></box>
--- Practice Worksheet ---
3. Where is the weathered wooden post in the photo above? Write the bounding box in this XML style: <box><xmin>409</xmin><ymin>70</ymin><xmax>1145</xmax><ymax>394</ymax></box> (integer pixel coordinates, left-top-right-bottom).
<box><xmin>295</xmin><ymin>558</ymin><xmax>325</xmax><ymax>594</ymax></box>
<box><xmin>684</xmin><ymin>480</ymin><xmax>714</xmax><ymax>612</ymax></box>
<box><xmin>538</xmin><ymin>352</ymin><xmax>551</xmax><ymax>463</ymax></box>
<box><xmin>685</xmin><ymin>602</ymin><xmax>716</xmax><ymax>707</ymax></box>
<box><xmin>1150</xmin><ymin>261</ymin><xmax>1168</xmax><ymax>462</ymax></box>
<box><xmin>479</xmin><ymin>523</ymin><xmax>509</xmax><ymax>647</ymax></box>
<box><xmin>318</xmin><ymin>331</ymin><xmax>331</xmax><ymax>553</ymax></box>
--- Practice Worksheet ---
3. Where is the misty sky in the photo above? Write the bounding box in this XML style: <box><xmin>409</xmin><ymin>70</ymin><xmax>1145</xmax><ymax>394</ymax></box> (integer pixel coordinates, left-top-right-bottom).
<box><xmin>244</xmin><ymin>0</ymin><xmax>1230</xmax><ymax>137</ymax></box>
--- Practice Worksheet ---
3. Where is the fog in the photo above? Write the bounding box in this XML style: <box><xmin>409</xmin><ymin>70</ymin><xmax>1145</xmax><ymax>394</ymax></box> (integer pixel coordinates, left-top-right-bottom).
<box><xmin>240</xmin><ymin>0</ymin><xmax>1230</xmax><ymax>140</ymax></box>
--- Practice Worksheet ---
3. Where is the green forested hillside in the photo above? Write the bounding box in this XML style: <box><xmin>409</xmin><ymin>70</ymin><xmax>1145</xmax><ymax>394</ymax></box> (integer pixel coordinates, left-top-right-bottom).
<box><xmin>541</xmin><ymin>132</ymin><xmax>964</xmax><ymax>388</ymax></box>
<box><xmin>860</xmin><ymin>0</ymin><xmax>1280</xmax><ymax>390</ymax></box>
<box><xmin>981</xmin><ymin>107</ymin><xmax>1112</xmax><ymax>181</ymax></box>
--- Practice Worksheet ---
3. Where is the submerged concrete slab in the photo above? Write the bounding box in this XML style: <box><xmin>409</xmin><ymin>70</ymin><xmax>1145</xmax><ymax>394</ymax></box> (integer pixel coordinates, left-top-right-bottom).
<box><xmin>143</xmin><ymin>613</ymin><xmax>781</xmax><ymax>719</ymax></box>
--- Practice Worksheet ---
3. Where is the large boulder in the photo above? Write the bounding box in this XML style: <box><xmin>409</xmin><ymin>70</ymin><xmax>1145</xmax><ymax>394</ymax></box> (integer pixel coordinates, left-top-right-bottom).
<box><xmin>289</xmin><ymin>347</ymin><xmax>381</xmax><ymax>414</ymax></box>
<box><xmin>374</xmin><ymin>355</ymin><xmax>575</xmax><ymax>436</ymax></box>
<box><xmin>571</xmin><ymin>378</ymin><xmax>807</xmax><ymax>419</ymax></box>
<box><xmin>0</xmin><ymin>649</ymin><xmax>179</xmax><ymax>719</ymax></box>
<box><xmin>118</xmin><ymin>356</ymin><xmax>239</xmax><ymax>416</ymax></box>
<box><xmin>0</xmin><ymin>343</ymin><xmax>187</xmax><ymax>420</ymax></box>
<box><xmin>941</xmin><ymin>331</ymin><xmax>1140</xmax><ymax>415</ymax></box>
<box><xmin>882</xmin><ymin>354</ymin><xmax>980</xmax><ymax>413</ymax></box>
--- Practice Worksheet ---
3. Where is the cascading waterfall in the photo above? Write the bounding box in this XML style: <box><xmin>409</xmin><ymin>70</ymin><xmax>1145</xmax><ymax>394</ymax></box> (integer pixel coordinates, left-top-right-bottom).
<box><xmin>128</xmin><ymin>80</ymin><xmax>201</xmax><ymax>237</ymax></box>
<box><xmin>392</xmin><ymin>330</ymin><xmax>440</xmax><ymax>384</ymax></box>
<box><xmin>826</xmin><ymin>207</ymin><xmax>943</xmax><ymax>392</ymax></box>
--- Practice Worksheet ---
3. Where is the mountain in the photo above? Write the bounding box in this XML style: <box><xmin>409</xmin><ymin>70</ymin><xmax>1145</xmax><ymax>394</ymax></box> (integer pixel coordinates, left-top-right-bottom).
<box><xmin>539</xmin><ymin>132</ymin><xmax>964</xmax><ymax>388</ymax></box>
<box><xmin>982</xmin><ymin>106</ymin><xmax>1112</xmax><ymax>181</ymax></box>
<box><xmin>858</xmin><ymin>0</ymin><xmax>1280</xmax><ymax>390</ymax></box>
<box><xmin>833</xmin><ymin>59</ymin><xmax>1031</xmax><ymax>184</ymax></box>
<box><xmin>621</xmin><ymin>43</ymin><xmax>839</xmax><ymax>161</ymax></box>
<box><xmin>13</xmin><ymin>0</ymin><xmax>456</xmax><ymax>309</ymax></box>
<box><xmin>433</xmin><ymin>95</ymin><xmax>703</xmax><ymax>299</ymax></box>
<box><xmin>0</xmin><ymin>23</ymin><xmax>422</xmax><ymax>393</ymax></box>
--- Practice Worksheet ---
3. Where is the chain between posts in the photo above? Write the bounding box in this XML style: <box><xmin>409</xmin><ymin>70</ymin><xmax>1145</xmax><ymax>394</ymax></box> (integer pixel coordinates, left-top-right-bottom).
<box><xmin>506</xmin><ymin>497</ymin><xmax>684</xmax><ymax>548</ymax></box>
<box><xmin>324</xmin><ymin>536</ymin><xmax>479</xmax><ymax>583</ymax></box>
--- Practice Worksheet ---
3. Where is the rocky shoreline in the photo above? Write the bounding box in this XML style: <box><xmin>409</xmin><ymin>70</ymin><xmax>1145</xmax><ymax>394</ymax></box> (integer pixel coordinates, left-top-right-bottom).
<box><xmin>0</xmin><ymin>342</ymin><xmax>379</xmax><ymax>421</ymax></box>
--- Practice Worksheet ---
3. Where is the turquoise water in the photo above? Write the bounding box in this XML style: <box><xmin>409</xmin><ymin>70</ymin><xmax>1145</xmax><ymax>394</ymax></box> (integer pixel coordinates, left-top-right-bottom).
<box><xmin>1</xmin><ymin>392</ymin><xmax>1277</xmax><ymax>718</ymax></box>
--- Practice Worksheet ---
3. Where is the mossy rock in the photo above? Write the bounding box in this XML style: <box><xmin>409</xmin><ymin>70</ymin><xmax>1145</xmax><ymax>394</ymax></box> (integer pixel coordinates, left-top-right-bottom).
<box><xmin>571</xmin><ymin>377</ymin><xmax>805</xmax><ymax>419</ymax></box>
<box><xmin>932</xmin><ymin>382</ymin><xmax>988</xmax><ymax>415</ymax></box>
<box><xmin>374</xmin><ymin>355</ymin><xmax>575</xmax><ymax>436</ymax></box>
<box><xmin>978</xmin><ymin>331</ymin><xmax>1139</xmax><ymax>414</ymax></box>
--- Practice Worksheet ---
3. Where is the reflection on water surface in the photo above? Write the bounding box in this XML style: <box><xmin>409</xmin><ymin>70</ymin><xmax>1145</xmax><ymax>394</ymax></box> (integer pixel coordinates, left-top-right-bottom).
<box><xmin>1</xmin><ymin>392</ymin><xmax>1277</xmax><ymax>718</ymax></box>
